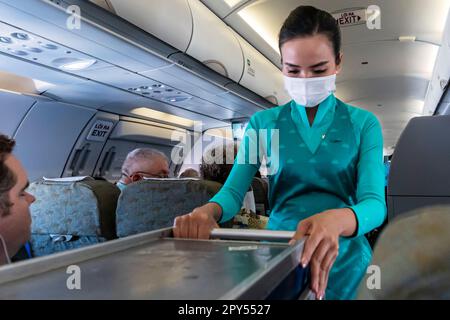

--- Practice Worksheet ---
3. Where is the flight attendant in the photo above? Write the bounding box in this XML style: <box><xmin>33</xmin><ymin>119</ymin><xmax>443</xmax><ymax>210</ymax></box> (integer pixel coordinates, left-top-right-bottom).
<box><xmin>174</xmin><ymin>5</ymin><xmax>386</xmax><ymax>300</ymax></box>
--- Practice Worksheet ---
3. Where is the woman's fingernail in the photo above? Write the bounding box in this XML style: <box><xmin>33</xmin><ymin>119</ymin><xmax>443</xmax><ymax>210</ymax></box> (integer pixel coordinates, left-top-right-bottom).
<box><xmin>318</xmin><ymin>295</ymin><xmax>323</xmax><ymax>300</ymax></box>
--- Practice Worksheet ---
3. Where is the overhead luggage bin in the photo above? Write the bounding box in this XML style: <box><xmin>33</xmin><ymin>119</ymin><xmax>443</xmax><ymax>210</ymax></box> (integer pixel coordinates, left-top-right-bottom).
<box><xmin>185</xmin><ymin>0</ymin><xmax>244</xmax><ymax>83</ymax></box>
<box><xmin>0</xmin><ymin>0</ymin><xmax>173</xmax><ymax>72</ymax></box>
<box><xmin>104</xmin><ymin>0</ymin><xmax>193</xmax><ymax>53</ymax></box>
<box><xmin>0</xmin><ymin>228</ymin><xmax>309</xmax><ymax>300</ymax></box>
<box><xmin>86</xmin><ymin>0</ymin><xmax>276</xmax><ymax>110</ymax></box>
<box><xmin>231</xmin><ymin>30</ymin><xmax>290</xmax><ymax>106</ymax></box>
<box><xmin>0</xmin><ymin>0</ymin><xmax>273</xmax><ymax>124</ymax></box>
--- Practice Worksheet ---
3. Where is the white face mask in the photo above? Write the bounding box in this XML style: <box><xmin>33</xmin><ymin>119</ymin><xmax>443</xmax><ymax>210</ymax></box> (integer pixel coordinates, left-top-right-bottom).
<box><xmin>116</xmin><ymin>181</ymin><xmax>127</xmax><ymax>192</ymax></box>
<box><xmin>284</xmin><ymin>74</ymin><xmax>336</xmax><ymax>108</ymax></box>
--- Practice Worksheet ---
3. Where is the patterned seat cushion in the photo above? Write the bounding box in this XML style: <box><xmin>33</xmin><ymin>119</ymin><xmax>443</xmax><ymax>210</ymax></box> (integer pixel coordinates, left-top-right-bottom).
<box><xmin>30</xmin><ymin>234</ymin><xmax>105</xmax><ymax>257</ymax></box>
<box><xmin>116</xmin><ymin>179</ymin><xmax>222</xmax><ymax>237</ymax></box>
<box><xmin>28</xmin><ymin>178</ymin><xmax>120</xmax><ymax>257</ymax></box>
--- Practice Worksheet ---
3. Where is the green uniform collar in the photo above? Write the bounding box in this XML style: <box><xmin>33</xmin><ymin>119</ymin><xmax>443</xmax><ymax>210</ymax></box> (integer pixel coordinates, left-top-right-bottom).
<box><xmin>290</xmin><ymin>94</ymin><xmax>337</xmax><ymax>154</ymax></box>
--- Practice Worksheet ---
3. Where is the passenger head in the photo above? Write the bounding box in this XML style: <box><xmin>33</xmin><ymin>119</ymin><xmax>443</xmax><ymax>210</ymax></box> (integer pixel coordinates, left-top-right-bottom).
<box><xmin>200</xmin><ymin>143</ymin><xmax>238</xmax><ymax>185</ymax></box>
<box><xmin>119</xmin><ymin>148</ymin><xmax>170</xmax><ymax>187</ymax></box>
<box><xmin>279</xmin><ymin>6</ymin><xmax>342</xmax><ymax>79</ymax></box>
<box><xmin>0</xmin><ymin>135</ymin><xmax>35</xmax><ymax>265</ymax></box>
<box><xmin>179</xmin><ymin>168</ymin><xmax>200</xmax><ymax>179</ymax></box>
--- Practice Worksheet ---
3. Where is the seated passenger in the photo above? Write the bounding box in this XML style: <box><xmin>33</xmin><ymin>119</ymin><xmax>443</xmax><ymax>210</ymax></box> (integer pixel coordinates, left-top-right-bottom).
<box><xmin>200</xmin><ymin>143</ymin><xmax>267</xmax><ymax>229</ymax></box>
<box><xmin>179</xmin><ymin>168</ymin><xmax>200</xmax><ymax>179</ymax></box>
<box><xmin>117</xmin><ymin>148</ymin><xmax>170</xmax><ymax>191</ymax></box>
<box><xmin>357</xmin><ymin>205</ymin><xmax>450</xmax><ymax>299</ymax></box>
<box><xmin>0</xmin><ymin>134</ymin><xmax>36</xmax><ymax>265</ymax></box>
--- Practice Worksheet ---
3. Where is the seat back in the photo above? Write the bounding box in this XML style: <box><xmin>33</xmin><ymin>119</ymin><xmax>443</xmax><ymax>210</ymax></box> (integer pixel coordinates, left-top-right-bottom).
<box><xmin>116</xmin><ymin>179</ymin><xmax>222</xmax><ymax>237</ymax></box>
<box><xmin>251</xmin><ymin>177</ymin><xmax>269</xmax><ymax>216</ymax></box>
<box><xmin>387</xmin><ymin>115</ymin><xmax>450</xmax><ymax>221</ymax></box>
<box><xmin>28</xmin><ymin>177</ymin><xmax>120</xmax><ymax>257</ymax></box>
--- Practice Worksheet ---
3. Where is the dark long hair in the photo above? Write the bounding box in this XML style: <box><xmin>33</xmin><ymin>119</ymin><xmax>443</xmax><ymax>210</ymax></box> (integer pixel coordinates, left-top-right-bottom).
<box><xmin>279</xmin><ymin>6</ymin><xmax>342</xmax><ymax>64</ymax></box>
<box><xmin>200</xmin><ymin>143</ymin><xmax>238</xmax><ymax>185</ymax></box>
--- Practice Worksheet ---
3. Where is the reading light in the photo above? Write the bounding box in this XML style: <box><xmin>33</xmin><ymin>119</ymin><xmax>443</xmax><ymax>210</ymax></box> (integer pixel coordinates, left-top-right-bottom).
<box><xmin>163</xmin><ymin>96</ymin><xmax>192</xmax><ymax>103</ymax></box>
<box><xmin>52</xmin><ymin>57</ymin><xmax>97</xmax><ymax>71</ymax></box>
<box><xmin>0</xmin><ymin>36</ymin><xmax>12</xmax><ymax>44</ymax></box>
<box><xmin>0</xmin><ymin>21</ymin><xmax>107</xmax><ymax>74</ymax></box>
<box><xmin>41</xmin><ymin>43</ymin><xmax>58</xmax><ymax>50</ymax></box>
<box><xmin>25</xmin><ymin>47</ymin><xmax>43</xmax><ymax>53</ymax></box>
<box><xmin>7</xmin><ymin>48</ymin><xmax>28</xmax><ymax>56</ymax></box>
<box><xmin>11</xmin><ymin>32</ymin><xmax>30</xmax><ymax>41</ymax></box>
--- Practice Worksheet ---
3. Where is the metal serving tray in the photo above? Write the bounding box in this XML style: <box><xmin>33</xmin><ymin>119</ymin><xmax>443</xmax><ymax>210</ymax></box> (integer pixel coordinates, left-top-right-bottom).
<box><xmin>0</xmin><ymin>228</ymin><xmax>306</xmax><ymax>300</ymax></box>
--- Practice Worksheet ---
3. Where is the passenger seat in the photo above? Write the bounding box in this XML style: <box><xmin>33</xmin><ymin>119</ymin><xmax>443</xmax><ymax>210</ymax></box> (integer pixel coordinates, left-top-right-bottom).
<box><xmin>28</xmin><ymin>177</ymin><xmax>120</xmax><ymax>257</ymax></box>
<box><xmin>251</xmin><ymin>177</ymin><xmax>270</xmax><ymax>216</ymax></box>
<box><xmin>115</xmin><ymin>179</ymin><xmax>222</xmax><ymax>237</ymax></box>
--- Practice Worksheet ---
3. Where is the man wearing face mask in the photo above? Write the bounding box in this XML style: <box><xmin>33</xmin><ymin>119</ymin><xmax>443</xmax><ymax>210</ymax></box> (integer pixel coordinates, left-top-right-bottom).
<box><xmin>0</xmin><ymin>134</ymin><xmax>36</xmax><ymax>265</ymax></box>
<box><xmin>116</xmin><ymin>148</ymin><xmax>170</xmax><ymax>192</ymax></box>
<box><xmin>174</xmin><ymin>6</ymin><xmax>386</xmax><ymax>300</ymax></box>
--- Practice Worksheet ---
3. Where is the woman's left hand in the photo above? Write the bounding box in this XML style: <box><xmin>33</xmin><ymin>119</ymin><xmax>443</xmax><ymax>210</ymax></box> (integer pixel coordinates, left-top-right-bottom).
<box><xmin>289</xmin><ymin>208</ymin><xmax>357</xmax><ymax>300</ymax></box>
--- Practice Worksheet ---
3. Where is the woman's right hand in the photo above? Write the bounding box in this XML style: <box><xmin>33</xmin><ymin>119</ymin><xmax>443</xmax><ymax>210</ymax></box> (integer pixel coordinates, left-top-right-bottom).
<box><xmin>173</xmin><ymin>203</ymin><xmax>222</xmax><ymax>239</ymax></box>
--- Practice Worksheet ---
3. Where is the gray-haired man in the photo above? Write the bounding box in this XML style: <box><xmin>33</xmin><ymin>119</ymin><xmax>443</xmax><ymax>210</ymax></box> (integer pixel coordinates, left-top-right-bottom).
<box><xmin>117</xmin><ymin>148</ymin><xmax>170</xmax><ymax>191</ymax></box>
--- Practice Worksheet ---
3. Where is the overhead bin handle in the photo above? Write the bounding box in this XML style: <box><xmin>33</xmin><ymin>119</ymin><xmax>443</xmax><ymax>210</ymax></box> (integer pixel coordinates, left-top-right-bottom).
<box><xmin>210</xmin><ymin>228</ymin><xmax>295</xmax><ymax>242</ymax></box>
